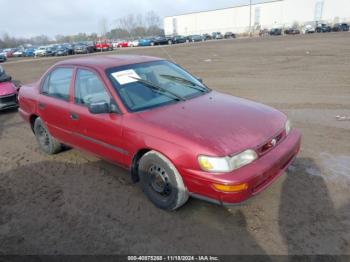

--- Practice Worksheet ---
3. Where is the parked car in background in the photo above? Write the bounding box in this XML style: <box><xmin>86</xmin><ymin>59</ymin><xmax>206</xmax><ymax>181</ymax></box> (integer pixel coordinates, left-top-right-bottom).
<box><xmin>62</xmin><ymin>44</ymin><xmax>74</xmax><ymax>55</ymax></box>
<box><xmin>202</xmin><ymin>33</ymin><xmax>212</xmax><ymax>40</ymax></box>
<box><xmin>50</xmin><ymin>45</ymin><xmax>59</xmax><ymax>56</ymax></box>
<box><xmin>128</xmin><ymin>40</ymin><xmax>139</xmax><ymax>47</ymax></box>
<box><xmin>302</xmin><ymin>24</ymin><xmax>316</xmax><ymax>34</ymax></box>
<box><xmin>332</xmin><ymin>23</ymin><xmax>349</xmax><ymax>32</ymax></box>
<box><xmin>117</xmin><ymin>41</ymin><xmax>129</xmax><ymax>48</ymax></box>
<box><xmin>186</xmin><ymin>35</ymin><xmax>204</xmax><ymax>42</ymax></box>
<box><xmin>55</xmin><ymin>47</ymin><xmax>69</xmax><ymax>56</ymax></box>
<box><xmin>284</xmin><ymin>27</ymin><xmax>300</xmax><ymax>35</ymax></box>
<box><xmin>316</xmin><ymin>23</ymin><xmax>332</xmax><ymax>33</ymax></box>
<box><xmin>112</xmin><ymin>42</ymin><xmax>119</xmax><ymax>49</ymax></box>
<box><xmin>0</xmin><ymin>66</ymin><xmax>18</xmax><ymax>110</ymax></box>
<box><xmin>24</xmin><ymin>48</ymin><xmax>36</xmax><ymax>57</ymax></box>
<box><xmin>224</xmin><ymin>32</ymin><xmax>236</xmax><ymax>39</ymax></box>
<box><xmin>0</xmin><ymin>54</ymin><xmax>6</xmax><ymax>63</ymax></box>
<box><xmin>138</xmin><ymin>38</ymin><xmax>152</xmax><ymax>46</ymax></box>
<box><xmin>34</xmin><ymin>46</ymin><xmax>49</xmax><ymax>57</ymax></box>
<box><xmin>83</xmin><ymin>41</ymin><xmax>96</xmax><ymax>53</ymax></box>
<box><xmin>13</xmin><ymin>49</ymin><xmax>25</xmax><ymax>57</ymax></box>
<box><xmin>269</xmin><ymin>28</ymin><xmax>282</xmax><ymax>36</ymax></box>
<box><xmin>212</xmin><ymin>32</ymin><xmax>223</xmax><ymax>39</ymax></box>
<box><xmin>150</xmin><ymin>36</ymin><xmax>169</xmax><ymax>46</ymax></box>
<box><xmin>170</xmin><ymin>35</ymin><xmax>187</xmax><ymax>44</ymax></box>
<box><xmin>74</xmin><ymin>44</ymin><xmax>89</xmax><ymax>54</ymax></box>
<box><xmin>2</xmin><ymin>49</ymin><xmax>14</xmax><ymax>58</ymax></box>
<box><xmin>95</xmin><ymin>40</ymin><xmax>112</xmax><ymax>51</ymax></box>
<box><xmin>18</xmin><ymin>55</ymin><xmax>301</xmax><ymax>210</ymax></box>
<box><xmin>46</xmin><ymin>47</ymin><xmax>55</xmax><ymax>56</ymax></box>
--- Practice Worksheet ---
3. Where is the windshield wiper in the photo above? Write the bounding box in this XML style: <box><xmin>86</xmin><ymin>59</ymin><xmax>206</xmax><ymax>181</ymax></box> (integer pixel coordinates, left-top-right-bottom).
<box><xmin>159</xmin><ymin>74</ymin><xmax>208</xmax><ymax>93</ymax></box>
<box><xmin>130</xmin><ymin>76</ymin><xmax>186</xmax><ymax>101</ymax></box>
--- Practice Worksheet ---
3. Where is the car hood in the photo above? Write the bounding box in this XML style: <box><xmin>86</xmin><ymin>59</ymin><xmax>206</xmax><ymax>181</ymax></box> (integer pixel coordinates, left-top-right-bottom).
<box><xmin>0</xmin><ymin>81</ymin><xmax>16</xmax><ymax>96</ymax></box>
<box><xmin>135</xmin><ymin>91</ymin><xmax>286</xmax><ymax>156</ymax></box>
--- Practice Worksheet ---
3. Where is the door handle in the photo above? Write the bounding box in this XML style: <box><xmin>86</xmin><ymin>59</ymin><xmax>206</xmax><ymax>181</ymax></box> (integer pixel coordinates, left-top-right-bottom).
<box><xmin>70</xmin><ymin>112</ymin><xmax>79</xmax><ymax>120</ymax></box>
<box><xmin>38</xmin><ymin>102</ymin><xmax>46</xmax><ymax>110</ymax></box>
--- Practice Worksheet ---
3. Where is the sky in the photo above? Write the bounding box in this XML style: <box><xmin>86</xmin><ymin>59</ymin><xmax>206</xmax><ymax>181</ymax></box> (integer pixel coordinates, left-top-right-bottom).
<box><xmin>0</xmin><ymin>0</ymin><xmax>263</xmax><ymax>38</ymax></box>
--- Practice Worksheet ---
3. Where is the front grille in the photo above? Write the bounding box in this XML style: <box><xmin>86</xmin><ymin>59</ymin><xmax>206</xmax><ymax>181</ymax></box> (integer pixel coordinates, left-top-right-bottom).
<box><xmin>0</xmin><ymin>94</ymin><xmax>17</xmax><ymax>103</ymax></box>
<box><xmin>252</xmin><ymin>153</ymin><xmax>295</xmax><ymax>194</ymax></box>
<box><xmin>257</xmin><ymin>130</ymin><xmax>285</xmax><ymax>156</ymax></box>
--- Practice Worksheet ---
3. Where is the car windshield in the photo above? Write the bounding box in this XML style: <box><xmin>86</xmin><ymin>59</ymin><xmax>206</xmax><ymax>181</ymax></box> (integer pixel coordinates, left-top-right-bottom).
<box><xmin>107</xmin><ymin>60</ymin><xmax>210</xmax><ymax>112</ymax></box>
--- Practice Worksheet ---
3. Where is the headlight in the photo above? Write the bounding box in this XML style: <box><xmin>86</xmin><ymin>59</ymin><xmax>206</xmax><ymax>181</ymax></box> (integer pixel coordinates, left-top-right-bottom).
<box><xmin>285</xmin><ymin>119</ymin><xmax>292</xmax><ymax>135</ymax></box>
<box><xmin>198</xmin><ymin>149</ymin><xmax>258</xmax><ymax>173</ymax></box>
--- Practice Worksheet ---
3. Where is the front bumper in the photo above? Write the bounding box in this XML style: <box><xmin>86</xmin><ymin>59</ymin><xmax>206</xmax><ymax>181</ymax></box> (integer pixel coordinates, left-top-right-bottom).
<box><xmin>181</xmin><ymin>129</ymin><xmax>301</xmax><ymax>205</ymax></box>
<box><xmin>0</xmin><ymin>93</ymin><xmax>18</xmax><ymax>110</ymax></box>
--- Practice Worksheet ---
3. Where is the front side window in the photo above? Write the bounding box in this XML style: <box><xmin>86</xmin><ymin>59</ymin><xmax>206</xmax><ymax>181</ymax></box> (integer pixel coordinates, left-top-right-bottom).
<box><xmin>106</xmin><ymin>60</ymin><xmax>209</xmax><ymax>112</ymax></box>
<box><xmin>42</xmin><ymin>67</ymin><xmax>73</xmax><ymax>101</ymax></box>
<box><xmin>74</xmin><ymin>69</ymin><xmax>110</xmax><ymax>105</ymax></box>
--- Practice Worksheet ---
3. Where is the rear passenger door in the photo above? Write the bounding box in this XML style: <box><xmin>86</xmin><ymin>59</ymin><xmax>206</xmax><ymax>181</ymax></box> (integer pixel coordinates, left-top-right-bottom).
<box><xmin>39</xmin><ymin>67</ymin><xmax>76</xmax><ymax>145</ymax></box>
<box><xmin>69</xmin><ymin>68</ymin><xmax>127</xmax><ymax>165</ymax></box>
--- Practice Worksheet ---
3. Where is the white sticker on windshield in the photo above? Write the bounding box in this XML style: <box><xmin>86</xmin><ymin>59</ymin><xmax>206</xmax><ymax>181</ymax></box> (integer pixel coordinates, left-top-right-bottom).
<box><xmin>111</xmin><ymin>69</ymin><xmax>140</xmax><ymax>85</ymax></box>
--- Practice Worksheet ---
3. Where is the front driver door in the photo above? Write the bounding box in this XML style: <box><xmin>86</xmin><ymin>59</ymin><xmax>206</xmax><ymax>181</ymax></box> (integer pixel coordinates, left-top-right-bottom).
<box><xmin>69</xmin><ymin>68</ymin><xmax>127</xmax><ymax>166</ymax></box>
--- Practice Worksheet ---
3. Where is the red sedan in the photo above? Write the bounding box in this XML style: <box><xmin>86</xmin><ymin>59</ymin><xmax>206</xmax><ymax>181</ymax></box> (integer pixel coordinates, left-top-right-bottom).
<box><xmin>18</xmin><ymin>55</ymin><xmax>301</xmax><ymax>210</ymax></box>
<box><xmin>117</xmin><ymin>41</ymin><xmax>129</xmax><ymax>48</ymax></box>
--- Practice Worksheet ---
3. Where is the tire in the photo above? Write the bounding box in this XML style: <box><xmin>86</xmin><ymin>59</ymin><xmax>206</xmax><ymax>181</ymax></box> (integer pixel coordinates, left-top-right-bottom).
<box><xmin>34</xmin><ymin>117</ymin><xmax>62</xmax><ymax>154</ymax></box>
<box><xmin>138</xmin><ymin>151</ymin><xmax>189</xmax><ymax>210</ymax></box>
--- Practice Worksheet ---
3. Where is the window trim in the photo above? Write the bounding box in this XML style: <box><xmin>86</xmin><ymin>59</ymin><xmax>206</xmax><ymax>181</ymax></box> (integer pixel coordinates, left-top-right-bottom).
<box><xmin>40</xmin><ymin>66</ymin><xmax>74</xmax><ymax>102</ymax></box>
<box><xmin>72</xmin><ymin>67</ymin><xmax>121</xmax><ymax>114</ymax></box>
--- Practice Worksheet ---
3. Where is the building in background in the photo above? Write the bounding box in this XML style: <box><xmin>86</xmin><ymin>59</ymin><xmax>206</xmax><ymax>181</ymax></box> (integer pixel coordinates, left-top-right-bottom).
<box><xmin>164</xmin><ymin>0</ymin><xmax>350</xmax><ymax>35</ymax></box>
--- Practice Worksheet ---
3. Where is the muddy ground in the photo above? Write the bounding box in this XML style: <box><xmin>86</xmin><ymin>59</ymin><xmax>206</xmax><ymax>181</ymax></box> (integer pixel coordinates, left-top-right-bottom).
<box><xmin>0</xmin><ymin>33</ymin><xmax>349</xmax><ymax>255</ymax></box>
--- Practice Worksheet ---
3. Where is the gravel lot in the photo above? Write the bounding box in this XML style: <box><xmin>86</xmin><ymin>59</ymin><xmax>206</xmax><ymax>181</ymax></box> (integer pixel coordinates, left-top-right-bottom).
<box><xmin>0</xmin><ymin>33</ymin><xmax>349</xmax><ymax>255</ymax></box>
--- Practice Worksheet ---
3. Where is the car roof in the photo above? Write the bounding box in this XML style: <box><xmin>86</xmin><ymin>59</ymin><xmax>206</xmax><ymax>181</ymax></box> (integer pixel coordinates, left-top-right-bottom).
<box><xmin>55</xmin><ymin>55</ymin><xmax>163</xmax><ymax>70</ymax></box>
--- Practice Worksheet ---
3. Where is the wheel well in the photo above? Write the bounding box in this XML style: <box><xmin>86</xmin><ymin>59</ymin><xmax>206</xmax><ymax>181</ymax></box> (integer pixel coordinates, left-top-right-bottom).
<box><xmin>29</xmin><ymin>114</ymin><xmax>39</xmax><ymax>132</ymax></box>
<box><xmin>131</xmin><ymin>148</ymin><xmax>151</xmax><ymax>183</ymax></box>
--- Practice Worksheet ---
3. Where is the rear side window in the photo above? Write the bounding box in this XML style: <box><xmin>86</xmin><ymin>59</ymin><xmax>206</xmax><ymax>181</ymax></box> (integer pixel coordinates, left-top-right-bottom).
<box><xmin>42</xmin><ymin>68</ymin><xmax>73</xmax><ymax>101</ymax></box>
<box><xmin>74</xmin><ymin>69</ymin><xmax>110</xmax><ymax>105</ymax></box>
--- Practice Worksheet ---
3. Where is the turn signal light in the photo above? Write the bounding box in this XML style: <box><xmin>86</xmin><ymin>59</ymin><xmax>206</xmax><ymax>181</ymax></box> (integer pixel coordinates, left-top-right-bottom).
<box><xmin>212</xmin><ymin>183</ymin><xmax>248</xmax><ymax>193</ymax></box>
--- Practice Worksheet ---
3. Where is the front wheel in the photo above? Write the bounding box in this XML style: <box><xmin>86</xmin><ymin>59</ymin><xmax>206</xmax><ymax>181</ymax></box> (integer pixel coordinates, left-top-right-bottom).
<box><xmin>138</xmin><ymin>151</ymin><xmax>189</xmax><ymax>210</ymax></box>
<box><xmin>34</xmin><ymin>117</ymin><xmax>62</xmax><ymax>154</ymax></box>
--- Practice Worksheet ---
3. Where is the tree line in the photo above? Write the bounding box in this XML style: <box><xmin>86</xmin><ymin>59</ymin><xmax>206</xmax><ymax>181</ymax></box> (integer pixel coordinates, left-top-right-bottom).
<box><xmin>0</xmin><ymin>11</ymin><xmax>164</xmax><ymax>49</ymax></box>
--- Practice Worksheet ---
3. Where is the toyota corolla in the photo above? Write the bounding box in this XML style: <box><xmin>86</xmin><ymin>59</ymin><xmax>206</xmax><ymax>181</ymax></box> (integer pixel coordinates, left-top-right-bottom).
<box><xmin>18</xmin><ymin>55</ymin><xmax>301</xmax><ymax>210</ymax></box>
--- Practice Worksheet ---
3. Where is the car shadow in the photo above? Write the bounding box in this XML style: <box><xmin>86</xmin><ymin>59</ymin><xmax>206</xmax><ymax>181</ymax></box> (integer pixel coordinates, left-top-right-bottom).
<box><xmin>279</xmin><ymin>157</ymin><xmax>349</xmax><ymax>255</ymax></box>
<box><xmin>2</xmin><ymin>155</ymin><xmax>348</xmax><ymax>255</ymax></box>
<box><xmin>0</xmin><ymin>160</ymin><xmax>270</xmax><ymax>256</ymax></box>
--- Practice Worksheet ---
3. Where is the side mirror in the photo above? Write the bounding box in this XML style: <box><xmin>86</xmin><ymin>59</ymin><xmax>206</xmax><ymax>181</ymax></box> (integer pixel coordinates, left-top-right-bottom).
<box><xmin>88</xmin><ymin>101</ymin><xmax>111</xmax><ymax>114</ymax></box>
<box><xmin>88</xmin><ymin>100</ymin><xmax>120</xmax><ymax>114</ymax></box>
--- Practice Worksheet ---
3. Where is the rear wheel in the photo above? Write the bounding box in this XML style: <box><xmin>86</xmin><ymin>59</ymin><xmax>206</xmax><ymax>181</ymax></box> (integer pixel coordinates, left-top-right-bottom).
<box><xmin>138</xmin><ymin>151</ymin><xmax>189</xmax><ymax>210</ymax></box>
<box><xmin>34</xmin><ymin>117</ymin><xmax>62</xmax><ymax>154</ymax></box>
